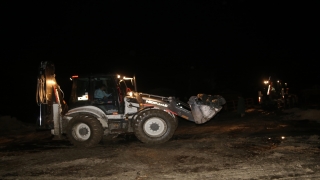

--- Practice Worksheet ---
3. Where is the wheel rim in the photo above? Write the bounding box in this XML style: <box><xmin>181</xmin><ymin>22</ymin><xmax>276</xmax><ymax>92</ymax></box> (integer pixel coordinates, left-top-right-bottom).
<box><xmin>72</xmin><ymin>123</ymin><xmax>91</xmax><ymax>141</ymax></box>
<box><xmin>143</xmin><ymin>117</ymin><xmax>167</xmax><ymax>137</ymax></box>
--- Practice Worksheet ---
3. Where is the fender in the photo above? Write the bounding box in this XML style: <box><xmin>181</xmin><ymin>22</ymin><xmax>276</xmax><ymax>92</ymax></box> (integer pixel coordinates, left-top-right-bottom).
<box><xmin>131</xmin><ymin>106</ymin><xmax>176</xmax><ymax>121</ymax></box>
<box><xmin>65</xmin><ymin>106</ymin><xmax>108</xmax><ymax>128</ymax></box>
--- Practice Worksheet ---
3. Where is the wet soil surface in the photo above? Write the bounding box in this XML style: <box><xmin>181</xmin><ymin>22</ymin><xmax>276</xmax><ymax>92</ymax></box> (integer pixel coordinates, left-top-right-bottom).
<box><xmin>1</xmin><ymin>109</ymin><xmax>320</xmax><ymax>179</ymax></box>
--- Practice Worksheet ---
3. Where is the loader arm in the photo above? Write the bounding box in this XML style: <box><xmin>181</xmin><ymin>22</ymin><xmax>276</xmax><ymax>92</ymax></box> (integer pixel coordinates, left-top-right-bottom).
<box><xmin>140</xmin><ymin>93</ymin><xmax>226</xmax><ymax>124</ymax></box>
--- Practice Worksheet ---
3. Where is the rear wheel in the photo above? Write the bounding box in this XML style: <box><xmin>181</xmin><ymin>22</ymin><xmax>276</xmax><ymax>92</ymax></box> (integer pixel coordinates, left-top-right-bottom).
<box><xmin>134</xmin><ymin>109</ymin><xmax>175</xmax><ymax>144</ymax></box>
<box><xmin>66</xmin><ymin>115</ymin><xmax>104</xmax><ymax>148</ymax></box>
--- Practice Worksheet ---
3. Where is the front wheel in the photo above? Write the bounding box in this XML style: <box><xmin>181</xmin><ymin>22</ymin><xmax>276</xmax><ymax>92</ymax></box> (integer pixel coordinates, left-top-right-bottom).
<box><xmin>133</xmin><ymin>109</ymin><xmax>175</xmax><ymax>144</ymax></box>
<box><xmin>66</xmin><ymin>115</ymin><xmax>104</xmax><ymax>148</ymax></box>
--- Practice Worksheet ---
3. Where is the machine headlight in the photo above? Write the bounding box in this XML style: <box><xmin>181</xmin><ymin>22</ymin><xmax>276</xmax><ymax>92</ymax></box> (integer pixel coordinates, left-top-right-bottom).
<box><xmin>127</xmin><ymin>91</ymin><xmax>133</xmax><ymax>97</ymax></box>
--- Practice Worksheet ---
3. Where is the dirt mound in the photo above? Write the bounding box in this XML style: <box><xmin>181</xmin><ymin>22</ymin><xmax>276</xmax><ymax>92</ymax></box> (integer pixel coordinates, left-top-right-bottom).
<box><xmin>282</xmin><ymin>108</ymin><xmax>320</xmax><ymax>122</ymax></box>
<box><xmin>0</xmin><ymin>115</ymin><xmax>28</xmax><ymax>132</ymax></box>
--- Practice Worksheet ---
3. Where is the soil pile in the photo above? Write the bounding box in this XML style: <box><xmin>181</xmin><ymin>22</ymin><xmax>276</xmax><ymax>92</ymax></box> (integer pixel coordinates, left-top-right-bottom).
<box><xmin>0</xmin><ymin>115</ymin><xmax>29</xmax><ymax>133</ymax></box>
<box><xmin>282</xmin><ymin>108</ymin><xmax>320</xmax><ymax>122</ymax></box>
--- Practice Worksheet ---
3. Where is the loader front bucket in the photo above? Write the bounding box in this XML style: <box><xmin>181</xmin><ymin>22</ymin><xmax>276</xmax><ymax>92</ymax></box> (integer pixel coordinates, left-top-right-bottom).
<box><xmin>188</xmin><ymin>94</ymin><xmax>226</xmax><ymax>124</ymax></box>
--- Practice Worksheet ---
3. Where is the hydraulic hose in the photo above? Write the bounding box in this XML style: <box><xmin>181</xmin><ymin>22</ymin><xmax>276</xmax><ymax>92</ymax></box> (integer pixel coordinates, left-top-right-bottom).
<box><xmin>36</xmin><ymin>77</ymin><xmax>46</xmax><ymax>105</ymax></box>
<box><xmin>58</xmin><ymin>85</ymin><xmax>64</xmax><ymax>98</ymax></box>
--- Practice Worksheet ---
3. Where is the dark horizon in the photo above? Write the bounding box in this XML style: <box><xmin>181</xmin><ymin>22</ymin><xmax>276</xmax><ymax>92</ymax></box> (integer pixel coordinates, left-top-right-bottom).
<box><xmin>1</xmin><ymin>1</ymin><xmax>319</xmax><ymax>121</ymax></box>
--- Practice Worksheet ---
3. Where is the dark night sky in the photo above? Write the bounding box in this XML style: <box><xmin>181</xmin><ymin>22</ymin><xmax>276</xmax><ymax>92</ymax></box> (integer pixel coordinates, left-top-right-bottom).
<box><xmin>1</xmin><ymin>1</ymin><xmax>319</xmax><ymax>120</ymax></box>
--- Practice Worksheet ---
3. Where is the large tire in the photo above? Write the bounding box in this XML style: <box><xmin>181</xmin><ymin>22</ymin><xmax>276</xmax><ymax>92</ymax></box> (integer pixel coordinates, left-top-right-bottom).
<box><xmin>165</xmin><ymin>111</ymin><xmax>179</xmax><ymax>130</ymax></box>
<box><xmin>133</xmin><ymin>109</ymin><xmax>176</xmax><ymax>144</ymax></box>
<box><xmin>172</xmin><ymin>115</ymin><xmax>179</xmax><ymax>130</ymax></box>
<box><xmin>66</xmin><ymin>115</ymin><xmax>104</xmax><ymax>148</ymax></box>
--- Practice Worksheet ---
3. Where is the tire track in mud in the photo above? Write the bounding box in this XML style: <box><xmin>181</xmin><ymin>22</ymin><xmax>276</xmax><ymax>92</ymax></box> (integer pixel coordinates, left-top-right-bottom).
<box><xmin>1</xmin><ymin>135</ymin><xmax>320</xmax><ymax>180</ymax></box>
<box><xmin>2</xmin><ymin>110</ymin><xmax>320</xmax><ymax>179</ymax></box>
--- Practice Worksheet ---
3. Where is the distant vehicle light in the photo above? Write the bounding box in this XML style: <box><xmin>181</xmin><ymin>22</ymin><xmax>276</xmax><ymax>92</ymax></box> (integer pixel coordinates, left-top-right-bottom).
<box><xmin>72</xmin><ymin>75</ymin><xmax>78</xmax><ymax>78</ymax></box>
<box><xmin>117</xmin><ymin>75</ymin><xmax>121</xmax><ymax>78</ymax></box>
<box><xmin>267</xmin><ymin>85</ymin><xmax>271</xmax><ymax>95</ymax></box>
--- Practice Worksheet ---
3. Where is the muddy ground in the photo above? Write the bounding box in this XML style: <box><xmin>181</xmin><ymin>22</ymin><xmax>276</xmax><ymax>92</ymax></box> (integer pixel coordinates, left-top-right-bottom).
<box><xmin>1</xmin><ymin>108</ymin><xmax>320</xmax><ymax>180</ymax></box>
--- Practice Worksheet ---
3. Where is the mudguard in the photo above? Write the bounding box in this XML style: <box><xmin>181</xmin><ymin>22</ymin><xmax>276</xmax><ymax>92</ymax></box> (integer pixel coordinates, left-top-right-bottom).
<box><xmin>64</xmin><ymin>106</ymin><xmax>109</xmax><ymax>128</ymax></box>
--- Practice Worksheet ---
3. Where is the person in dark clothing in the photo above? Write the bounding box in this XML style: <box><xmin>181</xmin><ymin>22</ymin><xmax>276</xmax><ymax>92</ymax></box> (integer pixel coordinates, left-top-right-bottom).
<box><xmin>237</xmin><ymin>94</ymin><xmax>246</xmax><ymax>117</ymax></box>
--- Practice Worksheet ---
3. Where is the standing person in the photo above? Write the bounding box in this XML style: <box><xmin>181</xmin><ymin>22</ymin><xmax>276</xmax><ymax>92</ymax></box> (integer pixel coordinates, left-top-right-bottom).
<box><xmin>237</xmin><ymin>94</ymin><xmax>246</xmax><ymax>117</ymax></box>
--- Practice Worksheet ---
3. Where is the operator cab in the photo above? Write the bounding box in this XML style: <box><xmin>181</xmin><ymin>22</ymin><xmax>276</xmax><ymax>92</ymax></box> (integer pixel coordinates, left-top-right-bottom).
<box><xmin>69</xmin><ymin>74</ymin><xmax>136</xmax><ymax>114</ymax></box>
